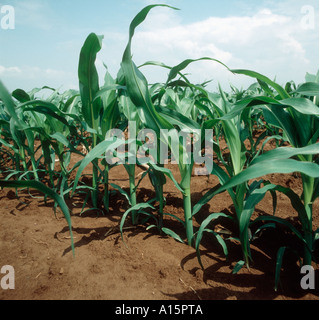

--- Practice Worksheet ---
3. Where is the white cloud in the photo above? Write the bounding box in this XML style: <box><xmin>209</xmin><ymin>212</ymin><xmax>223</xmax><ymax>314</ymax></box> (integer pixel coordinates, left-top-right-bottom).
<box><xmin>96</xmin><ymin>5</ymin><xmax>315</xmax><ymax>89</ymax></box>
<box><xmin>12</xmin><ymin>0</ymin><xmax>55</xmax><ymax>30</ymax></box>
<box><xmin>0</xmin><ymin>65</ymin><xmax>76</xmax><ymax>92</ymax></box>
<box><xmin>0</xmin><ymin>65</ymin><xmax>22</xmax><ymax>75</ymax></box>
<box><xmin>3</xmin><ymin>1</ymin><xmax>318</xmax><ymax>93</ymax></box>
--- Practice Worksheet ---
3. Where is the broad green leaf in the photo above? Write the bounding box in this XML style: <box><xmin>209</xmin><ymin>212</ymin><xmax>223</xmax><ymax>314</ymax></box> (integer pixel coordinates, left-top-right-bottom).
<box><xmin>0</xmin><ymin>81</ymin><xmax>26</xmax><ymax>129</ymax></box>
<box><xmin>296</xmin><ymin>82</ymin><xmax>319</xmax><ymax>96</ymax></box>
<box><xmin>281</xmin><ymin>98</ymin><xmax>319</xmax><ymax>115</ymax></box>
<box><xmin>251</xmin><ymin>143</ymin><xmax>319</xmax><ymax>165</ymax></box>
<box><xmin>218</xmin><ymin>159</ymin><xmax>319</xmax><ymax>194</ymax></box>
<box><xmin>121</xmin><ymin>5</ymin><xmax>178</xmax><ymax>135</ymax></box>
<box><xmin>156</xmin><ymin>106</ymin><xmax>200</xmax><ymax>131</ymax></box>
<box><xmin>262</xmin><ymin>105</ymin><xmax>298</xmax><ymax>147</ymax></box>
<box><xmin>239</xmin><ymin>184</ymin><xmax>278</xmax><ymax>260</ymax></box>
<box><xmin>78</xmin><ymin>33</ymin><xmax>104</xmax><ymax>131</ymax></box>
<box><xmin>231</xmin><ymin>69</ymin><xmax>290</xmax><ymax>99</ymax></box>
<box><xmin>12</xmin><ymin>89</ymin><xmax>31</xmax><ymax>103</ymax></box>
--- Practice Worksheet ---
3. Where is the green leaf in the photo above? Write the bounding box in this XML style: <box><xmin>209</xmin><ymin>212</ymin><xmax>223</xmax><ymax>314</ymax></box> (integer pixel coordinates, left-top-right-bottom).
<box><xmin>232</xmin><ymin>260</ymin><xmax>245</xmax><ymax>274</ymax></box>
<box><xmin>156</xmin><ymin>106</ymin><xmax>200</xmax><ymax>131</ymax></box>
<box><xmin>251</xmin><ymin>143</ymin><xmax>319</xmax><ymax>165</ymax></box>
<box><xmin>296</xmin><ymin>82</ymin><xmax>319</xmax><ymax>96</ymax></box>
<box><xmin>281</xmin><ymin>98</ymin><xmax>319</xmax><ymax>115</ymax></box>
<box><xmin>161</xmin><ymin>227</ymin><xmax>184</xmax><ymax>243</ymax></box>
<box><xmin>72</xmin><ymin>138</ymin><xmax>124</xmax><ymax>196</ymax></box>
<box><xmin>78</xmin><ymin>33</ymin><xmax>104</xmax><ymax>131</ymax></box>
<box><xmin>218</xmin><ymin>159</ymin><xmax>319</xmax><ymax>195</ymax></box>
<box><xmin>195</xmin><ymin>212</ymin><xmax>230</xmax><ymax>269</ymax></box>
<box><xmin>163</xmin><ymin>213</ymin><xmax>186</xmax><ymax>227</ymax></box>
<box><xmin>231</xmin><ymin>69</ymin><xmax>290</xmax><ymax>99</ymax></box>
<box><xmin>148</xmin><ymin>163</ymin><xmax>184</xmax><ymax>194</ymax></box>
<box><xmin>239</xmin><ymin>183</ymin><xmax>278</xmax><ymax>262</ymax></box>
<box><xmin>0</xmin><ymin>81</ymin><xmax>26</xmax><ymax>129</ymax></box>
<box><xmin>110</xmin><ymin>183</ymin><xmax>131</xmax><ymax>206</ymax></box>
<box><xmin>254</xmin><ymin>216</ymin><xmax>306</xmax><ymax>245</ymax></box>
<box><xmin>120</xmin><ymin>202</ymin><xmax>155</xmax><ymax>243</ymax></box>
<box><xmin>274</xmin><ymin>246</ymin><xmax>287</xmax><ymax>291</ymax></box>
<box><xmin>12</xmin><ymin>89</ymin><xmax>31</xmax><ymax>103</ymax></box>
<box><xmin>121</xmin><ymin>5</ymin><xmax>178</xmax><ymax>135</ymax></box>
<box><xmin>167</xmin><ymin>58</ymin><xmax>230</xmax><ymax>84</ymax></box>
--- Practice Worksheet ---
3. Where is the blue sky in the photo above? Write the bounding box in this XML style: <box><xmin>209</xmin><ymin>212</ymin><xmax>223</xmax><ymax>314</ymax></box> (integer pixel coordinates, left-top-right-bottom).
<box><xmin>0</xmin><ymin>0</ymin><xmax>319</xmax><ymax>93</ymax></box>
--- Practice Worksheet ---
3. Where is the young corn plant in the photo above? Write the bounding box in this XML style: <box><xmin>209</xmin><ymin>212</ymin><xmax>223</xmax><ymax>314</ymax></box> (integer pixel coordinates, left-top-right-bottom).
<box><xmin>192</xmin><ymin>83</ymin><xmax>269</xmax><ymax>268</ymax></box>
<box><xmin>194</xmin><ymin>70</ymin><xmax>319</xmax><ymax>280</ymax></box>
<box><xmin>119</xmin><ymin>4</ymin><xmax>229</xmax><ymax>246</ymax></box>
<box><xmin>119</xmin><ymin>4</ymin><xmax>194</xmax><ymax>243</ymax></box>
<box><xmin>76</xmin><ymin>33</ymin><xmax>122</xmax><ymax>213</ymax></box>
<box><xmin>0</xmin><ymin>82</ymin><xmax>74</xmax><ymax>253</ymax></box>
<box><xmin>231</xmin><ymin>70</ymin><xmax>319</xmax><ymax>270</ymax></box>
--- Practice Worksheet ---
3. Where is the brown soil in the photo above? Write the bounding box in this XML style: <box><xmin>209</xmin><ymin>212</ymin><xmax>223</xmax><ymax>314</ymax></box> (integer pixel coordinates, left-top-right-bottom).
<box><xmin>0</xmin><ymin>153</ymin><xmax>318</xmax><ymax>301</ymax></box>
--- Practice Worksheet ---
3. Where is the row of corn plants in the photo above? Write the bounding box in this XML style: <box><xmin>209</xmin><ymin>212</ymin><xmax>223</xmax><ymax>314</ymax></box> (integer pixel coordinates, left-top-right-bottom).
<box><xmin>0</xmin><ymin>4</ymin><xmax>318</xmax><ymax>290</ymax></box>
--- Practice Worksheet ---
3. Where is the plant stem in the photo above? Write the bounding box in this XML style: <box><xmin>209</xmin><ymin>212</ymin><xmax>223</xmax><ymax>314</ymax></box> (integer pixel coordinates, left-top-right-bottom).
<box><xmin>92</xmin><ymin>158</ymin><xmax>99</xmax><ymax>208</ymax></box>
<box><xmin>303</xmin><ymin>203</ymin><xmax>313</xmax><ymax>266</ymax></box>
<box><xmin>91</xmin><ymin>132</ymin><xmax>99</xmax><ymax>208</ymax></box>
<box><xmin>128</xmin><ymin>165</ymin><xmax>137</xmax><ymax>225</ymax></box>
<box><xmin>103</xmin><ymin>164</ymin><xmax>109</xmax><ymax>213</ymax></box>
<box><xmin>19</xmin><ymin>146</ymin><xmax>29</xmax><ymax>178</ymax></box>
<box><xmin>302</xmin><ymin>173</ymin><xmax>315</xmax><ymax>266</ymax></box>
<box><xmin>156</xmin><ymin>182</ymin><xmax>165</xmax><ymax>231</ymax></box>
<box><xmin>304</xmin><ymin>224</ymin><xmax>313</xmax><ymax>266</ymax></box>
<box><xmin>183</xmin><ymin>187</ymin><xmax>193</xmax><ymax>246</ymax></box>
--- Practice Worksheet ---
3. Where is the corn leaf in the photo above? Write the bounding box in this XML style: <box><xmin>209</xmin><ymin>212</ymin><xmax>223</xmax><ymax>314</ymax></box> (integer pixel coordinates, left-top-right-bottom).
<box><xmin>78</xmin><ymin>33</ymin><xmax>103</xmax><ymax>130</ymax></box>
<box><xmin>195</xmin><ymin>212</ymin><xmax>231</xmax><ymax>269</ymax></box>
<box><xmin>231</xmin><ymin>69</ymin><xmax>290</xmax><ymax>99</ymax></box>
<box><xmin>0</xmin><ymin>81</ymin><xmax>26</xmax><ymax>129</ymax></box>
<box><xmin>296</xmin><ymin>82</ymin><xmax>319</xmax><ymax>96</ymax></box>
<box><xmin>250</xmin><ymin>143</ymin><xmax>319</xmax><ymax>165</ymax></box>
<box><xmin>167</xmin><ymin>58</ymin><xmax>230</xmax><ymax>84</ymax></box>
<box><xmin>218</xmin><ymin>159</ymin><xmax>319</xmax><ymax>194</ymax></box>
<box><xmin>71</xmin><ymin>138</ymin><xmax>124</xmax><ymax>195</ymax></box>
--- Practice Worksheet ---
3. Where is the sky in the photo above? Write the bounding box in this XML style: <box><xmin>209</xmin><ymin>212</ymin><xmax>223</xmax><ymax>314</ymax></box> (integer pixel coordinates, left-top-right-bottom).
<box><xmin>0</xmin><ymin>0</ymin><xmax>319</xmax><ymax>94</ymax></box>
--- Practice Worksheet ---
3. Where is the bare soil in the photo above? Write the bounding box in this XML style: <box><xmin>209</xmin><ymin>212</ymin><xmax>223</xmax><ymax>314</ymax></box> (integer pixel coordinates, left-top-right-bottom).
<box><xmin>0</xmin><ymin>154</ymin><xmax>318</xmax><ymax>300</ymax></box>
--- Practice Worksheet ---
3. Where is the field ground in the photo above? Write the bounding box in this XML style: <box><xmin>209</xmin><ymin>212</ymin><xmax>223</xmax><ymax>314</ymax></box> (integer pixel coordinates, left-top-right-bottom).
<box><xmin>0</xmin><ymin>155</ymin><xmax>318</xmax><ymax>301</ymax></box>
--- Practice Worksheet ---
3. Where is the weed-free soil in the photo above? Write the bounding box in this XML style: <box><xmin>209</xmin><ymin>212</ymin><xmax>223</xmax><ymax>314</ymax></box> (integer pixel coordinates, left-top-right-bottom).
<box><xmin>0</xmin><ymin>156</ymin><xmax>318</xmax><ymax>300</ymax></box>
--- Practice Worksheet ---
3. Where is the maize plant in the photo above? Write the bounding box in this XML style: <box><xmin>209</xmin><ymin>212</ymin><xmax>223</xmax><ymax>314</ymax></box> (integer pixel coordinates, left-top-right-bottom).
<box><xmin>193</xmin><ymin>70</ymin><xmax>319</xmax><ymax>282</ymax></box>
<box><xmin>0</xmin><ymin>3</ymin><xmax>318</xmax><ymax>292</ymax></box>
